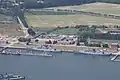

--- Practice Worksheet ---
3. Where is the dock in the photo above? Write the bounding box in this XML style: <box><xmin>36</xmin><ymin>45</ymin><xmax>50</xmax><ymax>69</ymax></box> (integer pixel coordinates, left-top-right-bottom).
<box><xmin>0</xmin><ymin>43</ymin><xmax>120</xmax><ymax>58</ymax></box>
<box><xmin>110</xmin><ymin>51</ymin><xmax>120</xmax><ymax>62</ymax></box>
<box><xmin>111</xmin><ymin>55</ymin><xmax>119</xmax><ymax>61</ymax></box>
<box><xmin>112</xmin><ymin>51</ymin><xmax>120</xmax><ymax>56</ymax></box>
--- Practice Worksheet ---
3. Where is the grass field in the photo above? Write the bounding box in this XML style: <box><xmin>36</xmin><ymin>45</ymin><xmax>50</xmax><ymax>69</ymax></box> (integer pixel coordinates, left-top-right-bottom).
<box><xmin>25</xmin><ymin>13</ymin><xmax>120</xmax><ymax>28</ymax></box>
<box><xmin>46</xmin><ymin>2</ymin><xmax>120</xmax><ymax>15</ymax></box>
<box><xmin>49</xmin><ymin>27</ymin><xmax>78</xmax><ymax>35</ymax></box>
<box><xmin>25</xmin><ymin>2</ymin><xmax>120</xmax><ymax>34</ymax></box>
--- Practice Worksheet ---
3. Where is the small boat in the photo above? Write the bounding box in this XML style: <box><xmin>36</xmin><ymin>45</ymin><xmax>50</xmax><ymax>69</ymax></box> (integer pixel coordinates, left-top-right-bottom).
<box><xmin>0</xmin><ymin>73</ymin><xmax>25</xmax><ymax>80</ymax></box>
<box><xmin>39</xmin><ymin>52</ymin><xmax>53</xmax><ymax>57</ymax></box>
<box><xmin>39</xmin><ymin>53</ymin><xmax>53</xmax><ymax>57</ymax></box>
<box><xmin>75</xmin><ymin>49</ymin><xmax>111</xmax><ymax>56</ymax></box>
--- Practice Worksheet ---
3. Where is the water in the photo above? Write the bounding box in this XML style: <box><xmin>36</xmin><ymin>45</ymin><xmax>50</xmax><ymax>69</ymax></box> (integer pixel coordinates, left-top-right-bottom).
<box><xmin>0</xmin><ymin>53</ymin><xmax>120</xmax><ymax>80</ymax></box>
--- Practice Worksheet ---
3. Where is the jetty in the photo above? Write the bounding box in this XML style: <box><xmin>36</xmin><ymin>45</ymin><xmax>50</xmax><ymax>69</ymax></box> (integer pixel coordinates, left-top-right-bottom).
<box><xmin>110</xmin><ymin>51</ymin><xmax>120</xmax><ymax>62</ymax></box>
<box><xmin>111</xmin><ymin>55</ymin><xmax>119</xmax><ymax>61</ymax></box>
<box><xmin>112</xmin><ymin>51</ymin><xmax>120</xmax><ymax>56</ymax></box>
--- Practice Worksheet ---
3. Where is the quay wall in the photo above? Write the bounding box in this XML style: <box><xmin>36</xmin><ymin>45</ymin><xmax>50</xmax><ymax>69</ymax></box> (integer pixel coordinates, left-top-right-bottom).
<box><xmin>0</xmin><ymin>44</ymin><xmax>117</xmax><ymax>54</ymax></box>
<box><xmin>52</xmin><ymin>44</ymin><xmax>117</xmax><ymax>53</ymax></box>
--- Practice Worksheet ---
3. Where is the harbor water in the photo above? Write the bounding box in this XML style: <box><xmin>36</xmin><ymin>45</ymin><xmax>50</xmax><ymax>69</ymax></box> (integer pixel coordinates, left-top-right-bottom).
<box><xmin>0</xmin><ymin>52</ymin><xmax>120</xmax><ymax>80</ymax></box>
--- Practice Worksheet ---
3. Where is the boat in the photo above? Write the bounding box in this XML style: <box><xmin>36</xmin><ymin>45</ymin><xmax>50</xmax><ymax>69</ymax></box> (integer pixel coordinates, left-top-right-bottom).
<box><xmin>39</xmin><ymin>53</ymin><xmax>53</xmax><ymax>57</ymax></box>
<box><xmin>0</xmin><ymin>73</ymin><xmax>25</xmax><ymax>80</ymax></box>
<box><xmin>39</xmin><ymin>52</ymin><xmax>53</xmax><ymax>57</ymax></box>
<box><xmin>75</xmin><ymin>49</ymin><xmax>111</xmax><ymax>56</ymax></box>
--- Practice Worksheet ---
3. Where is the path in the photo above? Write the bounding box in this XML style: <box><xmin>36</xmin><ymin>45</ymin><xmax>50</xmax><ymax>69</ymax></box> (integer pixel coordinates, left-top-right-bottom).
<box><xmin>112</xmin><ymin>51</ymin><xmax>120</xmax><ymax>55</ymax></box>
<box><xmin>17</xmin><ymin>16</ymin><xmax>29</xmax><ymax>37</ymax></box>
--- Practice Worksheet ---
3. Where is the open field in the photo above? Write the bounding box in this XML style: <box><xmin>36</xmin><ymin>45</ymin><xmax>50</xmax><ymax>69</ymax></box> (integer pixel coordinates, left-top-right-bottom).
<box><xmin>25</xmin><ymin>13</ymin><xmax>120</xmax><ymax>28</ymax></box>
<box><xmin>0</xmin><ymin>24</ymin><xmax>24</xmax><ymax>37</ymax></box>
<box><xmin>46</xmin><ymin>2</ymin><xmax>120</xmax><ymax>15</ymax></box>
<box><xmin>50</xmin><ymin>28</ymin><xmax>78</xmax><ymax>35</ymax></box>
<box><xmin>25</xmin><ymin>2</ymin><xmax>120</xmax><ymax>31</ymax></box>
<box><xmin>0</xmin><ymin>14</ymin><xmax>24</xmax><ymax>37</ymax></box>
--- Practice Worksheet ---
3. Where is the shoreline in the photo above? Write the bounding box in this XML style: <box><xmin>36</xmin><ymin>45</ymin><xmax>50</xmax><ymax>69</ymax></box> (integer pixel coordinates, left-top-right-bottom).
<box><xmin>0</xmin><ymin>44</ymin><xmax>118</xmax><ymax>56</ymax></box>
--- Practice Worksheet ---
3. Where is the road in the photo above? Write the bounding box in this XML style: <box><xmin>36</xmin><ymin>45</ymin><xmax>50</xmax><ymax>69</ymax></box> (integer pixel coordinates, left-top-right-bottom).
<box><xmin>17</xmin><ymin>16</ymin><xmax>29</xmax><ymax>37</ymax></box>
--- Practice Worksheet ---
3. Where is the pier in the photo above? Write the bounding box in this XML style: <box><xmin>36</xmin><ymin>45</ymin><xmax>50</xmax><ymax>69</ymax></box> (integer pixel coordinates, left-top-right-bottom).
<box><xmin>111</xmin><ymin>55</ymin><xmax>119</xmax><ymax>61</ymax></box>
<box><xmin>112</xmin><ymin>51</ymin><xmax>120</xmax><ymax>56</ymax></box>
<box><xmin>110</xmin><ymin>51</ymin><xmax>120</xmax><ymax>62</ymax></box>
<box><xmin>0</xmin><ymin>43</ymin><xmax>119</xmax><ymax>58</ymax></box>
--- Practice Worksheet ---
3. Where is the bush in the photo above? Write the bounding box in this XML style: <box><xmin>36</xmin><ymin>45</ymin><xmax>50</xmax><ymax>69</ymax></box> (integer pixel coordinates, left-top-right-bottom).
<box><xmin>102</xmin><ymin>44</ymin><xmax>109</xmax><ymax>48</ymax></box>
<box><xmin>88</xmin><ymin>44</ymin><xmax>101</xmax><ymax>47</ymax></box>
<box><xmin>65</xmin><ymin>26</ymin><xmax>69</xmax><ymax>28</ymax></box>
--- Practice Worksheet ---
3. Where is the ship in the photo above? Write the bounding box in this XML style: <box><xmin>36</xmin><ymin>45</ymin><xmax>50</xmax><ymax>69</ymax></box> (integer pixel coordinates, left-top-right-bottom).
<box><xmin>75</xmin><ymin>49</ymin><xmax>112</xmax><ymax>56</ymax></box>
<box><xmin>0</xmin><ymin>73</ymin><xmax>25</xmax><ymax>80</ymax></box>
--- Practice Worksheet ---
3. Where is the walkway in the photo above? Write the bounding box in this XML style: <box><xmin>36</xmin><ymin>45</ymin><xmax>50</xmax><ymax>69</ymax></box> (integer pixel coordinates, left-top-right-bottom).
<box><xmin>17</xmin><ymin>16</ymin><xmax>29</xmax><ymax>37</ymax></box>
<box><xmin>112</xmin><ymin>51</ymin><xmax>120</xmax><ymax>55</ymax></box>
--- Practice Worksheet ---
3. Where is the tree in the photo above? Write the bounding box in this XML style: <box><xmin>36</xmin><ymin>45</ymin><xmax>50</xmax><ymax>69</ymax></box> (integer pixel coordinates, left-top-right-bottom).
<box><xmin>27</xmin><ymin>28</ymin><xmax>36</xmax><ymax>36</ymax></box>
<box><xmin>18</xmin><ymin>37</ymin><xmax>31</xmax><ymax>42</ymax></box>
<box><xmin>91</xmin><ymin>25</ymin><xmax>96</xmax><ymax>33</ymax></box>
<box><xmin>76</xmin><ymin>25</ymin><xmax>96</xmax><ymax>44</ymax></box>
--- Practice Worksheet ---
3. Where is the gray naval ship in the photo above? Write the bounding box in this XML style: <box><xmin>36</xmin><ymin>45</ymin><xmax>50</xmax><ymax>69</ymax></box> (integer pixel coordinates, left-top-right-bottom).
<box><xmin>0</xmin><ymin>73</ymin><xmax>25</xmax><ymax>80</ymax></box>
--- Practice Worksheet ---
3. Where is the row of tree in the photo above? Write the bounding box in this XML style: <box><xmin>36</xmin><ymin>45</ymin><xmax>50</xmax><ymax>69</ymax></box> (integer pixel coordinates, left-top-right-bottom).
<box><xmin>55</xmin><ymin>25</ymin><xmax>120</xmax><ymax>29</ymax></box>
